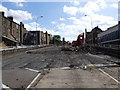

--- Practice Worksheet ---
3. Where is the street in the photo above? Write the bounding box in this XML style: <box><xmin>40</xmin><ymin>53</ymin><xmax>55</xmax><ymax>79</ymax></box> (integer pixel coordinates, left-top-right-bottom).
<box><xmin>2</xmin><ymin>46</ymin><xmax>120</xmax><ymax>89</ymax></box>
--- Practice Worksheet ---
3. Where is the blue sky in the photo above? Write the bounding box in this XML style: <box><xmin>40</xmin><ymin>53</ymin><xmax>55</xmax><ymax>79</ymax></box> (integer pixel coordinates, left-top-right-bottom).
<box><xmin>0</xmin><ymin>0</ymin><xmax>119</xmax><ymax>41</ymax></box>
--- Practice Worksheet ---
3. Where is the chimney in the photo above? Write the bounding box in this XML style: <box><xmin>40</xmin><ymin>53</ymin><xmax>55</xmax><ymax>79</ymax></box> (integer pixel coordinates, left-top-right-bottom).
<box><xmin>20</xmin><ymin>22</ymin><xmax>24</xmax><ymax>28</ymax></box>
<box><xmin>7</xmin><ymin>16</ymin><xmax>13</xmax><ymax>21</ymax></box>
<box><xmin>0</xmin><ymin>12</ymin><xmax>5</xmax><ymax>16</ymax></box>
<box><xmin>2</xmin><ymin>12</ymin><xmax>4</xmax><ymax>16</ymax></box>
<box><xmin>20</xmin><ymin>22</ymin><xmax>23</xmax><ymax>25</ymax></box>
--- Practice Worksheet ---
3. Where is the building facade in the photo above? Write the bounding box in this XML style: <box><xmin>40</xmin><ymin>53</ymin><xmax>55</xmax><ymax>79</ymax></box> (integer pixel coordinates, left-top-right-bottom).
<box><xmin>98</xmin><ymin>24</ymin><xmax>120</xmax><ymax>46</ymax></box>
<box><xmin>1</xmin><ymin>12</ymin><xmax>27</xmax><ymax>46</ymax></box>
<box><xmin>20</xmin><ymin>22</ymin><xmax>28</xmax><ymax>45</ymax></box>
<box><xmin>86</xmin><ymin>26</ymin><xmax>103</xmax><ymax>46</ymax></box>
<box><xmin>24</xmin><ymin>31</ymin><xmax>51</xmax><ymax>45</ymax></box>
<box><xmin>1</xmin><ymin>11</ymin><xmax>53</xmax><ymax>47</ymax></box>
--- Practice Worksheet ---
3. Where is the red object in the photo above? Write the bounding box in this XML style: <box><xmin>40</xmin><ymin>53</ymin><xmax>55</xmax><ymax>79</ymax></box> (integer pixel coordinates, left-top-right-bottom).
<box><xmin>72</xmin><ymin>33</ymin><xmax>84</xmax><ymax>47</ymax></box>
<box><xmin>68</xmin><ymin>41</ymin><xmax>71</xmax><ymax>45</ymax></box>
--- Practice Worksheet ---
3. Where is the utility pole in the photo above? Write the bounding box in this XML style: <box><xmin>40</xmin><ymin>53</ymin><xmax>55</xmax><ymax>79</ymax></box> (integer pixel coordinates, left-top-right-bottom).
<box><xmin>36</xmin><ymin>16</ymin><xmax>43</xmax><ymax>45</ymax></box>
<box><xmin>85</xmin><ymin>15</ymin><xmax>94</xmax><ymax>46</ymax></box>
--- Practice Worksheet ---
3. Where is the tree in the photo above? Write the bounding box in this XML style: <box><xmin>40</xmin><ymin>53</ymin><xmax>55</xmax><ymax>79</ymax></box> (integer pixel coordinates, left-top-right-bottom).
<box><xmin>53</xmin><ymin>35</ymin><xmax>61</xmax><ymax>41</ymax></box>
<box><xmin>52</xmin><ymin>35</ymin><xmax>61</xmax><ymax>45</ymax></box>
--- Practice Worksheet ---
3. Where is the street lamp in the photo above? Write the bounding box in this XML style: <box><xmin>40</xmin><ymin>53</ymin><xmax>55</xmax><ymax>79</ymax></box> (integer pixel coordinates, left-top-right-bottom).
<box><xmin>35</xmin><ymin>16</ymin><xmax>43</xmax><ymax>45</ymax></box>
<box><xmin>85</xmin><ymin>15</ymin><xmax>93</xmax><ymax>29</ymax></box>
<box><xmin>36</xmin><ymin>16</ymin><xmax>43</xmax><ymax>31</ymax></box>
<box><xmin>85</xmin><ymin>15</ymin><xmax>94</xmax><ymax>45</ymax></box>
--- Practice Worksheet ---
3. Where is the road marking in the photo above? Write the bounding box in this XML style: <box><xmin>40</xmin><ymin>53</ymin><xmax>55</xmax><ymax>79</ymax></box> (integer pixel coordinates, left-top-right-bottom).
<box><xmin>26</xmin><ymin>73</ymin><xmax>41</xmax><ymax>89</ymax></box>
<box><xmin>25</xmin><ymin>68</ymin><xmax>39</xmax><ymax>73</ymax></box>
<box><xmin>86</xmin><ymin>64</ymin><xmax>119</xmax><ymax>68</ymax></box>
<box><xmin>2</xmin><ymin>84</ymin><xmax>10</xmax><ymax>89</ymax></box>
<box><xmin>99</xmin><ymin>68</ymin><xmax>120</xmax><ymax>84</ymax></box>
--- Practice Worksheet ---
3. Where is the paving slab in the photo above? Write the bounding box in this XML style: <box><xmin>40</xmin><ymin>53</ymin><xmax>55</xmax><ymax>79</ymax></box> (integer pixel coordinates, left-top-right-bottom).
<box><xmin>2</xmin><ymin>69</ymin><xmax>38</xmax><ymax>88</ymax></box>
<box><xmin>35</xmin><ymin>68</ymin><xmax>119</xmax><ymax>88</ymax></box>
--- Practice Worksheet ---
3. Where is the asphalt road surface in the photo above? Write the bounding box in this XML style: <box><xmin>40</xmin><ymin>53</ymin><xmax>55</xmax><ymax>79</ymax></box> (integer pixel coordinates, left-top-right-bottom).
<box><xmin>2</xmin><ymin>46</ymin><xmax>120</xmax><ymax>89</ymax></box>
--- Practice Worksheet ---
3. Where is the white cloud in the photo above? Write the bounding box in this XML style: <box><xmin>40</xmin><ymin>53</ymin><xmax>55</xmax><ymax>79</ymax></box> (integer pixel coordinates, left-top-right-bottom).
<box><xmin>63</xmin><ymin>5</ymin><xmax>78</xmax><ymax>16</ymax></box>
<box><xmin>70</xmin><ymin>1</ymin><xmax>80</xmax><ymax>6</ymax></box>
<box><xmin>96</xmin><ymin>0</ymin><xmax>107</xmax><ymax>9</ymax></box>
<box><xmin>8</xmin><ymin>0</ymin><xmax>26</xmax><ymax>2</ymax></box>
<box><xmin>8</xmin><ymin>9</ymin><xmax>33</xmax><ymax>22</ymax></box>
<box><xmin>42</xmin><ymin>28</ymin><xmax>59</xmax><ymax>35</ymax></box>
<box><xmin>51</xmin><ymin>21</ymin><xmax>56</xmax><ymax>24</ymax></box>
<box><xmin>91</xmin><ymin>14</ymin><xmax>117</xmax><ymax>30</ymax></box>
<box><xmin>79</xmin><ymin>0</ymin><xmax>107</xmax><ymax>15</ymax></box>
<box><xmin>0</xmin><ymin>5</ymin><xmax>33</xmax><ymax>23</ymax></box>
<box><xmin>57</xmin><ymin>23</ymin><xmax>84</xmax><ymax>41</ymax></box>
<box><xmin>61</xmin><ymin>0</ymin><xmax>117</xmax><ymax>41</ymax></box>
<box><xmin>25</xmin><ymin>22</ymin><xmax>59</xmax><ymax>35</ymax></box>
<box><xmin>56</xmin><ymin>13</ymin><xmax>117</xmax><ymax>41</ymax></box>
<box><xmin>110</xmin><ymin>3</ymin><xmax>118</xmax><ymax>8</ymax></box>
<box><xmin>8</xmin><ymin>0</ymin><xmax>26</xmax><ymax>7</ymax></box>
<box><xmin>16</xmin><ymin>3</ymin><xmax>24</xmax><ymax>7</ymax></box>
<box><xmin>24</xmin><ymin>22</ymin><xmax>39</xmax><ymax>31</ymax></box>
<box><xmin>79</xmin><ymin>2</ymin><xmax>100</xmax><ymax>15</ymax></box>
<box><xmin>0</xmin><ymin>5</ymin><xmax>8</xmax><ymax>16</ymax></box>
<box><xmin>67</xmin><ymin>17</ymin><xmax>79</xmax><ymax>22</ymax></box>
<box><xmin>59</xmin><ymin>18</ymin><xmax>65</xmax><ymax>21</ymax></box>
<box><xmin>64</xmin><ymin>0</ymin><xmax>107</xmax><ymax>16</ymax></box>
<box><xmin>62</xmin><ymin>0</ymin><xmax>117</xmax><ymax>31</ymax></box>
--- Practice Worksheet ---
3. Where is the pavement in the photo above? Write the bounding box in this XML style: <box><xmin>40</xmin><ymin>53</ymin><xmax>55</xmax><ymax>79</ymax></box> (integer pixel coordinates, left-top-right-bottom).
<box><xmin>35</xmin><ymin>68</ymin><xmax>119</xmax><ymax>88</ymax></box>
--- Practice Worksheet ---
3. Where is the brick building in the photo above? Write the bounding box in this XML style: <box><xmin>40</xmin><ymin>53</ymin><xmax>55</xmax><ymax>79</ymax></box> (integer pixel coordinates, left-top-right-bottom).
<box><xmin>86</xmin><ymin>26</ymin><xmax>103</xmax><ymax>46</ymax></box>
<box><xmin>1</xmin><ymin>11</ymin><xmax>53</xmax><ymax>47</ymax></box>
<box><xmin>1</xmin><ymin>12</ymin><xmax>27</xmax><ymax>46</ymax></box>
<box><xmin>24</xmin><ymin>31</ymin><xmax>51</xmax><ymax>45</ymax></box>
<box><xmin>41</xmin><ymin>31</ymin><xmax>51</xmax><ymax>45</ymax></box>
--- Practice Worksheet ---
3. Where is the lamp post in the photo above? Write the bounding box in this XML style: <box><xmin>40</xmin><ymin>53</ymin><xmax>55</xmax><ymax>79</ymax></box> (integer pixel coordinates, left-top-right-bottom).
<box><xmin>36</xmin><ymin>16</ymin><xmax>43</xmax><ymax>31</ymax></box>
<box><xmin>35</xmin><ymin>16</ymin><xmax>43</xmax><ymax>45</ymax></box>
<box><xmin>85</xmin><ymin>15</ymin><xmax>94</xmax><ymax>45</ymax></box>
<box><xmin>85</xmin><ymin>15</ymin><xmax>93</xmax><ymax>29</ymax></box>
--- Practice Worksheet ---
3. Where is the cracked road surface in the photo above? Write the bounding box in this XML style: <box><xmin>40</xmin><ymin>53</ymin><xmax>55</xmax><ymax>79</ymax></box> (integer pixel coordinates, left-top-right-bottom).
<box><xmin>2</xmin><ymin>46</ymin><xmax>120</xmax><ymax>88</ymax></box>
<box><xmin>35</xmin><ymin>68</ymin><xmax>118</xmax><ymax>88</ymax></box>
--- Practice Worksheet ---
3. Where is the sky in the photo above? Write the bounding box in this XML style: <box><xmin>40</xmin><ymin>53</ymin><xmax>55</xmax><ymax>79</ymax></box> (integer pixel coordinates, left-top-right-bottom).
<box><xmin>0</xmin><ymin>0</ymin><xmax>119</xmax><ymax>42</ymax></box>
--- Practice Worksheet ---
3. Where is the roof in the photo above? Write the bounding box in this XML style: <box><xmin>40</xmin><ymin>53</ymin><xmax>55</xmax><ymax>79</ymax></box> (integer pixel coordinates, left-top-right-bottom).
<box><xmin>91</xmin><ymin>26</ymin><xmax>102</xmax><ymax>33</ymax></box>
<box><xmin>107</xmin><ymin>24</ymin><xmax>118</xmax><ymax>30</ymax></box>
<box><xmin>98</xmin><ymin>24</ymin><xmax>118</xmax><ymax>37</ymax></box>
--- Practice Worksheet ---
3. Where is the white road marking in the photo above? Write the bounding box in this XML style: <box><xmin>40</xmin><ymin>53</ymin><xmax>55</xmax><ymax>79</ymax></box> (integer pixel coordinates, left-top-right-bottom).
<box><xmin>25</xmin><ymin>68</ymin><xmax>39</xmax><ymax>73</ymax></box>
<box><xmin>99</xmin><ymin>68</ymin><xmax>120</xmax><ymax>84</ymax></box>
<box><xmin>26</xmin><ymin>73</ymin><xmax>41</xmax><ymax>89</ymax></box>
<box><xmin>2</xmin><ymin>84</ymin><xmax>12</xmax><ymax>89</ymax></box>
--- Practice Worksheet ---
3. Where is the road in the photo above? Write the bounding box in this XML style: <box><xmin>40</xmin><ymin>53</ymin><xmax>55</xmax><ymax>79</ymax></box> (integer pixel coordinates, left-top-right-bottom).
<box><xmin>2</xmin><ymin>46</ymin><xmax>120</xmax><ymax>89</ymax></box>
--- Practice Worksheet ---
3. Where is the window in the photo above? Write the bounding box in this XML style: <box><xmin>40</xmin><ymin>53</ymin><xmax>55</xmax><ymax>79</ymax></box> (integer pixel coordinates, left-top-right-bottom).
<box><xmin>16</xmin><ymin>24</ymin><xmax>19</xmax><ymax>29</ymax></box>
<box><xmin>16</xmin><ymin>32</ymin><xmax>19</xmax><ymax>37</ymax></box>
<box><xmin>8</xmin><ymin>20</ymin><xmax>10</xmax><ymax>26</ymax></box>
<box><xmin>8</xmin><ymin>29</ymin><xmax>10</xmax><ymax>34</ymax></box>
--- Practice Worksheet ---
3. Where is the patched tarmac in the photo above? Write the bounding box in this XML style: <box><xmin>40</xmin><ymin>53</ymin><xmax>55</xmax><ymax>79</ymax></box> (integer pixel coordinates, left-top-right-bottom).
<box><xmin>35</xmin><ymin>68</ymin><xmax>119</xmax><ymax>88</ymax></box>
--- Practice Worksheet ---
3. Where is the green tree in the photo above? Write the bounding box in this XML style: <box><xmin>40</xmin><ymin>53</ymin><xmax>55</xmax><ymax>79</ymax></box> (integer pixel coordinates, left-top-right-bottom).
<box><xmin>53</xmin><ymin>35</ymin><xmax>61</xmax><ymax>45</ymax></box>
